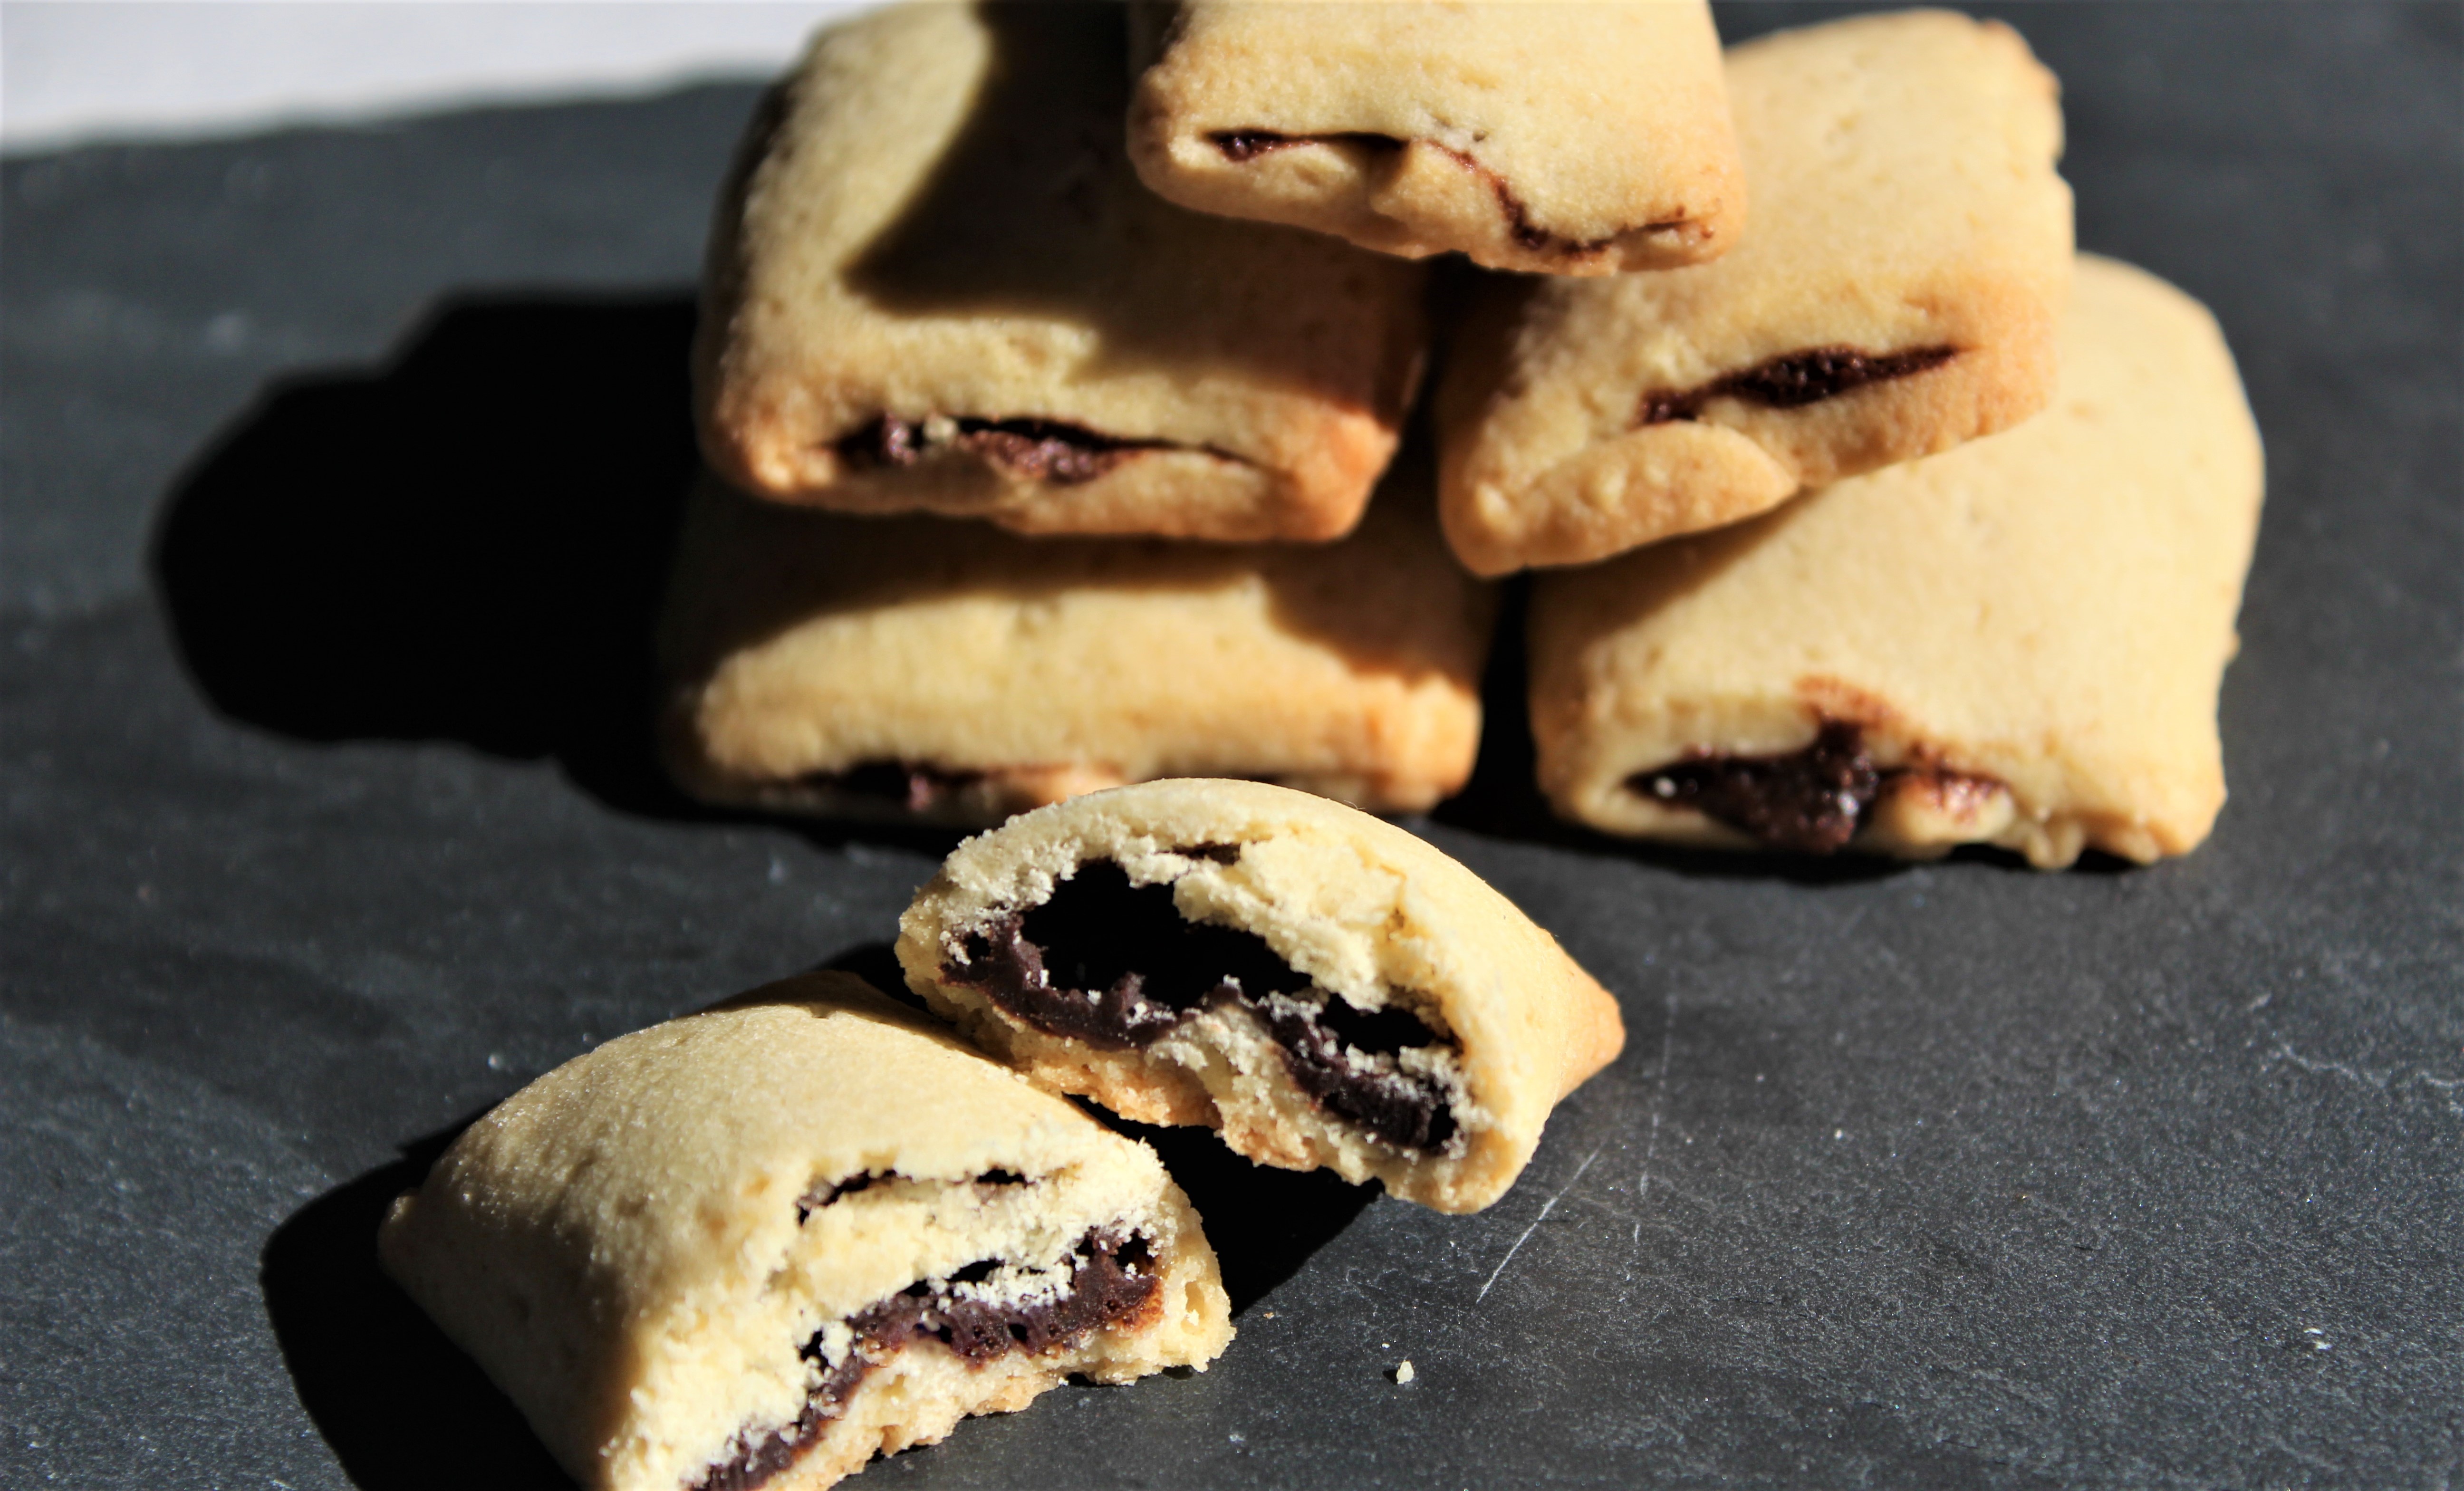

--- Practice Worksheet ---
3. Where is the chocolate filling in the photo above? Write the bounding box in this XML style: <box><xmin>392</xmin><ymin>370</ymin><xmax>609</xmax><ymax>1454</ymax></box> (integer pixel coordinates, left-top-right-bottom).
<box><xmin>942</xmin><ymin>859</ymin><xmax>1460</xmax><ymax>1153</ymax></box>
<box><xmin>794</xmin><ymin>1168</ymin><xmax>1027</xmax><ymax>1222</ymax></box>
<box><xmin>834</xmin><ymin>415</ymin><xmax>1174</xmax><ymax>486</ymax></box>
<box><xmin>1636</xmin><ymin>346</ymin><xmax>1961</xmax><ymax>425</ymax></box>
<box><xmin>1204</xmin><ymin>130</ymin><xmax>1673</xmax><ymax>259</ymax></box>
<box><xmin>692</xmin><ymin>1230</ymin><xmax>1159</xmax><ymax>1491</ymax></box>
<box><xmin>1207</xmin><ymin>128</ymin><xmax>1404</xmax><ymax>163</ymax></box>
<box><xmin>1629</xmin><ymin>721</ymin><xmax>2002</xmax><ymax>856</ymax></box>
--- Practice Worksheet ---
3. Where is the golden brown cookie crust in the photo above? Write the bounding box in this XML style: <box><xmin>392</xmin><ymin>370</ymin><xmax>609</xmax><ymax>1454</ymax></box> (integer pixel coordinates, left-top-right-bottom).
<box><xmin>896</xmin><ymin>780</ymin><xmax>1626</xmax><ymax>1213</ymax></box>
<box><xmin>1527</xmin><ymin>256</ymin><xmax>2264</xmax><ymax>868</ymax></box>
<box><xmin>696</xmin><ymin>3</ymin><xmax>1427</xmax><ymax>542</ymax></box>
<box><xmin>1127</xmin><ymin>0</ymin><xmax>1745</xmax><ymax>275</ymax></box>
<box><xmin>379</xmin><ymin>973</ymin><xmax>1232</xmax><ymax>1491</ymax></box>
<box><xmin>1436</xmin><ymin>10</ymin><xmax>2073</xmax><ymax>575</ymax></box>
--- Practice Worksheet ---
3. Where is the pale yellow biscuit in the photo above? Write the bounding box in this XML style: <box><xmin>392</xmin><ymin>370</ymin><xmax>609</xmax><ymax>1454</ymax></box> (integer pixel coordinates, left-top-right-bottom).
<box><xmin>1527</xmin><ymin>255</ymin><xmax>2263</xmax><ymax>869</ymax></box>
<box><xmin>1127</xmin><ymin>0</ymin><xmax>1744</xmax><ymax>276</ymax></box>
<box><xmin>379</xmin><ymin>973</ymin><xmax>1232</xmax><ymax>1491</ymax></box>
<box><xmin>695</xmin><ymin>2</ymin><xmax>1427</xmax><ymax>542</ymax></box>
<box><xmin>896</xmin><ymin>780</ymin><xmax>1626</xmax><ymax>1213</ymax></box>
<box><xmin>658</xmin><ymin>465</ymin><xmax>1495</xmax><ymax>824</ymax></box>
<box><xmin>1438</xmin><ymin>10</ymin><xmax>2073</xmax><ymax>575</ymax></box>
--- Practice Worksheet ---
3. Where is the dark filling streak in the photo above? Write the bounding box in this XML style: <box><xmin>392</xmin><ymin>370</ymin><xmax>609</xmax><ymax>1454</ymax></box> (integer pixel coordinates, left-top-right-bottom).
<box><xmin>1634</xmin><ymin>721</ymin><xmax>1878</xmax><ymax>854</ymax></box>
<box><xmin>1208</xmin><ymin>128</ymin><xmax>1405</xmax><ymax>163</ymax></box>
<box><xmin>849</xmin><ymin>1233</ymin><xmax>1158</xmax><ymax>1365</ymax></box>
<box><xmin>1630</xmin><ymin>720</ymin><xmax>2003</xmax><ymax>856</ymax></box>
<box><xmin>692</xmin><ymin>1351</ymin><xmax>868</xmax><ymax>1491</ymax></box>
<box><xmin>834</xmin><ymin>415</ymin><xmax>1177</xmax><ymax>487</ymax></box>
<box><xmin>1206</xmin><ymin>129</ymin><xmax>1671</xmax><ymax>258</ymax></box>
<box><xmin>1636</xmin><ymin>346</ymin><xmax>1961</xmax><ymax>426</ymax></box>
<box><xmin>801</xmin><ymin>761</ymin><xmax>985</xmax><ymax>815</ymax></box>
<box><xmin>1428</xmin><ymin>145</ymin><xmax>1626</xmax><ymax>257</ymax></box>
<box><xmin>797</xmin><ymin>1169</ymin><xmax>1029</xmax><ymax>1224</ymax></box>
<box><xmin>942</xmin><ymin>861</ymin><xmax>1458</xmax><ymax>1153</ymax></box>
<box><xmin>796</xmin><ymin>1170</ymin><xmax>893</xmax><ymax>1222</ymax></box>
<box><xmin>691</xmin><ymin>1232</ymin><xmax>1158</xmax><ymax>1491</ymax></box>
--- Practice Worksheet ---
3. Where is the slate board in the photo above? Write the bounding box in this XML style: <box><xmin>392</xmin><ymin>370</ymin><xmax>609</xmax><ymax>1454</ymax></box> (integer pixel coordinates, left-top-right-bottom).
<box><xmin>4</xmin><ymin>5</ymin><xmax>2459</xmax><ymax>1487</ymax></box>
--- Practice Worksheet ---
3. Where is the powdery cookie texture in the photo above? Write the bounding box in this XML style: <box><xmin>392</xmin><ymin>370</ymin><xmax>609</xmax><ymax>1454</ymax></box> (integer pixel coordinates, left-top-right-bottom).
<box><xmin>1526</xmin><ymin>255</ymin><xmax>2263</xmax><ymax>869</ymax></box>
<box><xmin>1127</xmin><ymin>0</ymin><xmax>1743</xmax><ymax>276</ymax></box>
<box><xmin>658</xmin><ymin>463</ymin><xmax>1494</xmax><ymax>825</ymax></box>
<box><xmin>380</xmin><ymin>973</ymin><xmax>1232</xmax><ymax>1491</ymax></box>
<box><xmin>696</xmin><ymin>2</ymin><xmax>1427</xmax><ymax>542</ymax></box>
<box><xmin>1437</xmin><ymin>10</ymin><xmax>2072</xmax><ymax>575</ymax></box>
<box><xmin>896</xmin><ymin>780</ymin><xmax>1626</xmax><ymax>1214</ymax></box>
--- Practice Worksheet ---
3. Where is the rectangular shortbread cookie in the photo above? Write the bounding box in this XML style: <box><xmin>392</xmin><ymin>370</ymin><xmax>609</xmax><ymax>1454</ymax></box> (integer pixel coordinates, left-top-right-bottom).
<box><xmin>1126</xmin><ymin>0</ymin><xmax>1744</xmax><ymax>276</ymax></box>
<box><xmin>696</xmin><ymin>3</ymin><xmax>1428</xmax><ymax>543</ymax></box>
<box><xmin>1526</xmin><ymin>256</ymin><xmax>2263</xmax><ymax>869</ymax></box>
<box><xmin>379</xmin><ymin>973</ymin><xmax>1232</xmax><ymax>1491</ymax></box>
<box><xmin>1437</xmin><ymin>10</ymin><xmax>2073</xmax><ymax>575</ymax></box>
<box><xmin>897</xmin><ymin>780</ymin><xmax>1626</xmax><ymax>1213</ymax></box>
<box><xmin>658</xmin><ymin>467</ymin><xmax>1495</xmax><ymax>824</ymax></box>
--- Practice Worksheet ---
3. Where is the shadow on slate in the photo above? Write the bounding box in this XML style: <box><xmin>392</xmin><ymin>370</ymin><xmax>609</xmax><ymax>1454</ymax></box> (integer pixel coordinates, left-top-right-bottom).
<box><xmin>262</xmin><ymin>1125</ymin><xmax>575</xmax><ymax>1491</ymax></box>
<box><xmin>818</xmin><ymin>940</ymin><xmax>928</xmax><ymax>1012</ymax></box>
<box><xmin>821</xmin><ymin>939</ymin><xmax>1377</xmax><ymax>1315</ymax></box>
<box><xmin>152</xmin><ymin>294</ymin><xmax>712</xmax><ymax>823</ymax></box>
<box><xmin>1098</xmin><ymin>1116</ymin><xmax>1377</xmax><ymax>1316</ymax></box>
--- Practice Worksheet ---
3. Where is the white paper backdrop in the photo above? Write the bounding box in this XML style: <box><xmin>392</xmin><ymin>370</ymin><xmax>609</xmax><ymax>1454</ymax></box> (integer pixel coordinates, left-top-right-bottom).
<box><xmin>1</xmin><ymin>1</ymin><xmax>871</xmax><ymax>152</ymax></box>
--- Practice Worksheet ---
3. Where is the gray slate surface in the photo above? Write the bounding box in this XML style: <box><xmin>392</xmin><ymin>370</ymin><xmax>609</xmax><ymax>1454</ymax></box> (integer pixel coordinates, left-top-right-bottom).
<box><xmin>4</xmin><ymin>5</ymin><xmax>2459</xmax><ymax>1487</ymax></box>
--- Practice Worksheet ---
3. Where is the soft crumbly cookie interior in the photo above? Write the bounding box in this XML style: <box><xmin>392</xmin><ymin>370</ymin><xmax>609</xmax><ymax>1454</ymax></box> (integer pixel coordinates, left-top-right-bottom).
<box><xmin>683</xmin><ymin>1168</ymin><xmax>1180</xmax><ymax>1491</ymax></box>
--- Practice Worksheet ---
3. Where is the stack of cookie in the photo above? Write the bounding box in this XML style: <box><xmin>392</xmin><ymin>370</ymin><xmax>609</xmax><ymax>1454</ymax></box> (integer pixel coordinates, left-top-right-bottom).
<box><xmin>661</xmin><ymin>0</ymin><xmax>2261</xmax><ymax>872</ymax></box>
<box><xmin>386</xmin><ymin>9</ymin><xmax>2270</xmax><ymax>1483</ymax></box>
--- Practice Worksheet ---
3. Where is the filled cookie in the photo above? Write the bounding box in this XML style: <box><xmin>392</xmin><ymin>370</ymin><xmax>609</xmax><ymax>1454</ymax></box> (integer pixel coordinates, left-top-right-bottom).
<box><xmin>379</xmin><ymin>972</ymin><xmax>1233</xmax><ymax>1491</ymax></box>
<box><xmin>1527</xmin><ymin>255</ymin><xmax>2263</xmax><ymax>868</ymax></box>
<box><xmin>657</xmin><ymin>459</ymin><xmax>1494</xmax><ymax>824</ymax></box>
<box><xmin>896</xmin><ymin>780</ymin><xmax>1626</xmax><ymax>1213</ymax></box>
<box><xmin>1437</xmin><ymin>10</ymin><xmax>2073</xmax><ymax>575</ymax></box>
<box><xmin>695</xmin><ymin>2</ymin><xmax>1427</xmax><ymax>542</ymax></box>
<box><xmin>1126</xmin><ymin>0</ymin><xmax>1744</xmax><ymax>276</ymax></box>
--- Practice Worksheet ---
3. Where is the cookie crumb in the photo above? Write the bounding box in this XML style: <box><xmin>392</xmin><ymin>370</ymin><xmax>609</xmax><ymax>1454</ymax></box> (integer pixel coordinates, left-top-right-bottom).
<box><xmin>1394</xmin><ymin>1359</ymin><xmax>1416</xmax><ymax>1385</ymax></box>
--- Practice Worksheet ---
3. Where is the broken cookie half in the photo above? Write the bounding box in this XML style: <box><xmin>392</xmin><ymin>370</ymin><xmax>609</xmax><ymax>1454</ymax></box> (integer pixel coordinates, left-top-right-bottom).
<box><xmin>379</xmin><ymin>972</ymin><xmax>1231</xmax><ymax>1491</ymax></box>
<box><xmin>896</xmin><ymin>780</ymin><xmax>1626</xmax><ymax>1213</ymax></box>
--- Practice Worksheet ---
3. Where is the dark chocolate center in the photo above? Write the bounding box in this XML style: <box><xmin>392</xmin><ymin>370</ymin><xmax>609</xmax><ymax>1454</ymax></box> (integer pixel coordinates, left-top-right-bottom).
<box><xmin>1636</xmin><ymin>345</ymin><xmax>1961</xmax><ymax>426</ymax></box>
<box><xmin>1630</xmin><ymin>721</ymin><xmax>2002</xmax><ymax>856</ymax></box>
<box><xmin>692</xmin><ymin>1230</ymin><xmax>1159</xmax><ymax>1491</ymax></box>
<box><xmin>834</xmin><ymin>415</ymin><xmax>1173</xmax><ymax>486</ymax></box>
<box><xmin>942</xmin><ymin>858</ymin><xmax>1459</xmax><ymax>1153</ymax></box>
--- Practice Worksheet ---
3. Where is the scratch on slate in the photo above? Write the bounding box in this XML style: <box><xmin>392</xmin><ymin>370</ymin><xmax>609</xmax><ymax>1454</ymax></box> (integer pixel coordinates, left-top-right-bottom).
<box><xmin>2262</xmin><ymin>1041</ymin><xmax>2391</xmax><ymax>1089</ymax></box>
<box><xmin>2261</xmin><ymin>1039</ymin><xmax>2464</xmax><ymax>1117</ymax></box>
<box><xmin>1636</xmin><ymin>993</ymin><xmax>1678</xmax><ymax>1214</ymax></box>
<box><xmin>1477</xmin><ymin>1146</ymin><xmax>1599</xmax><ymax>1302</ymax></box>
